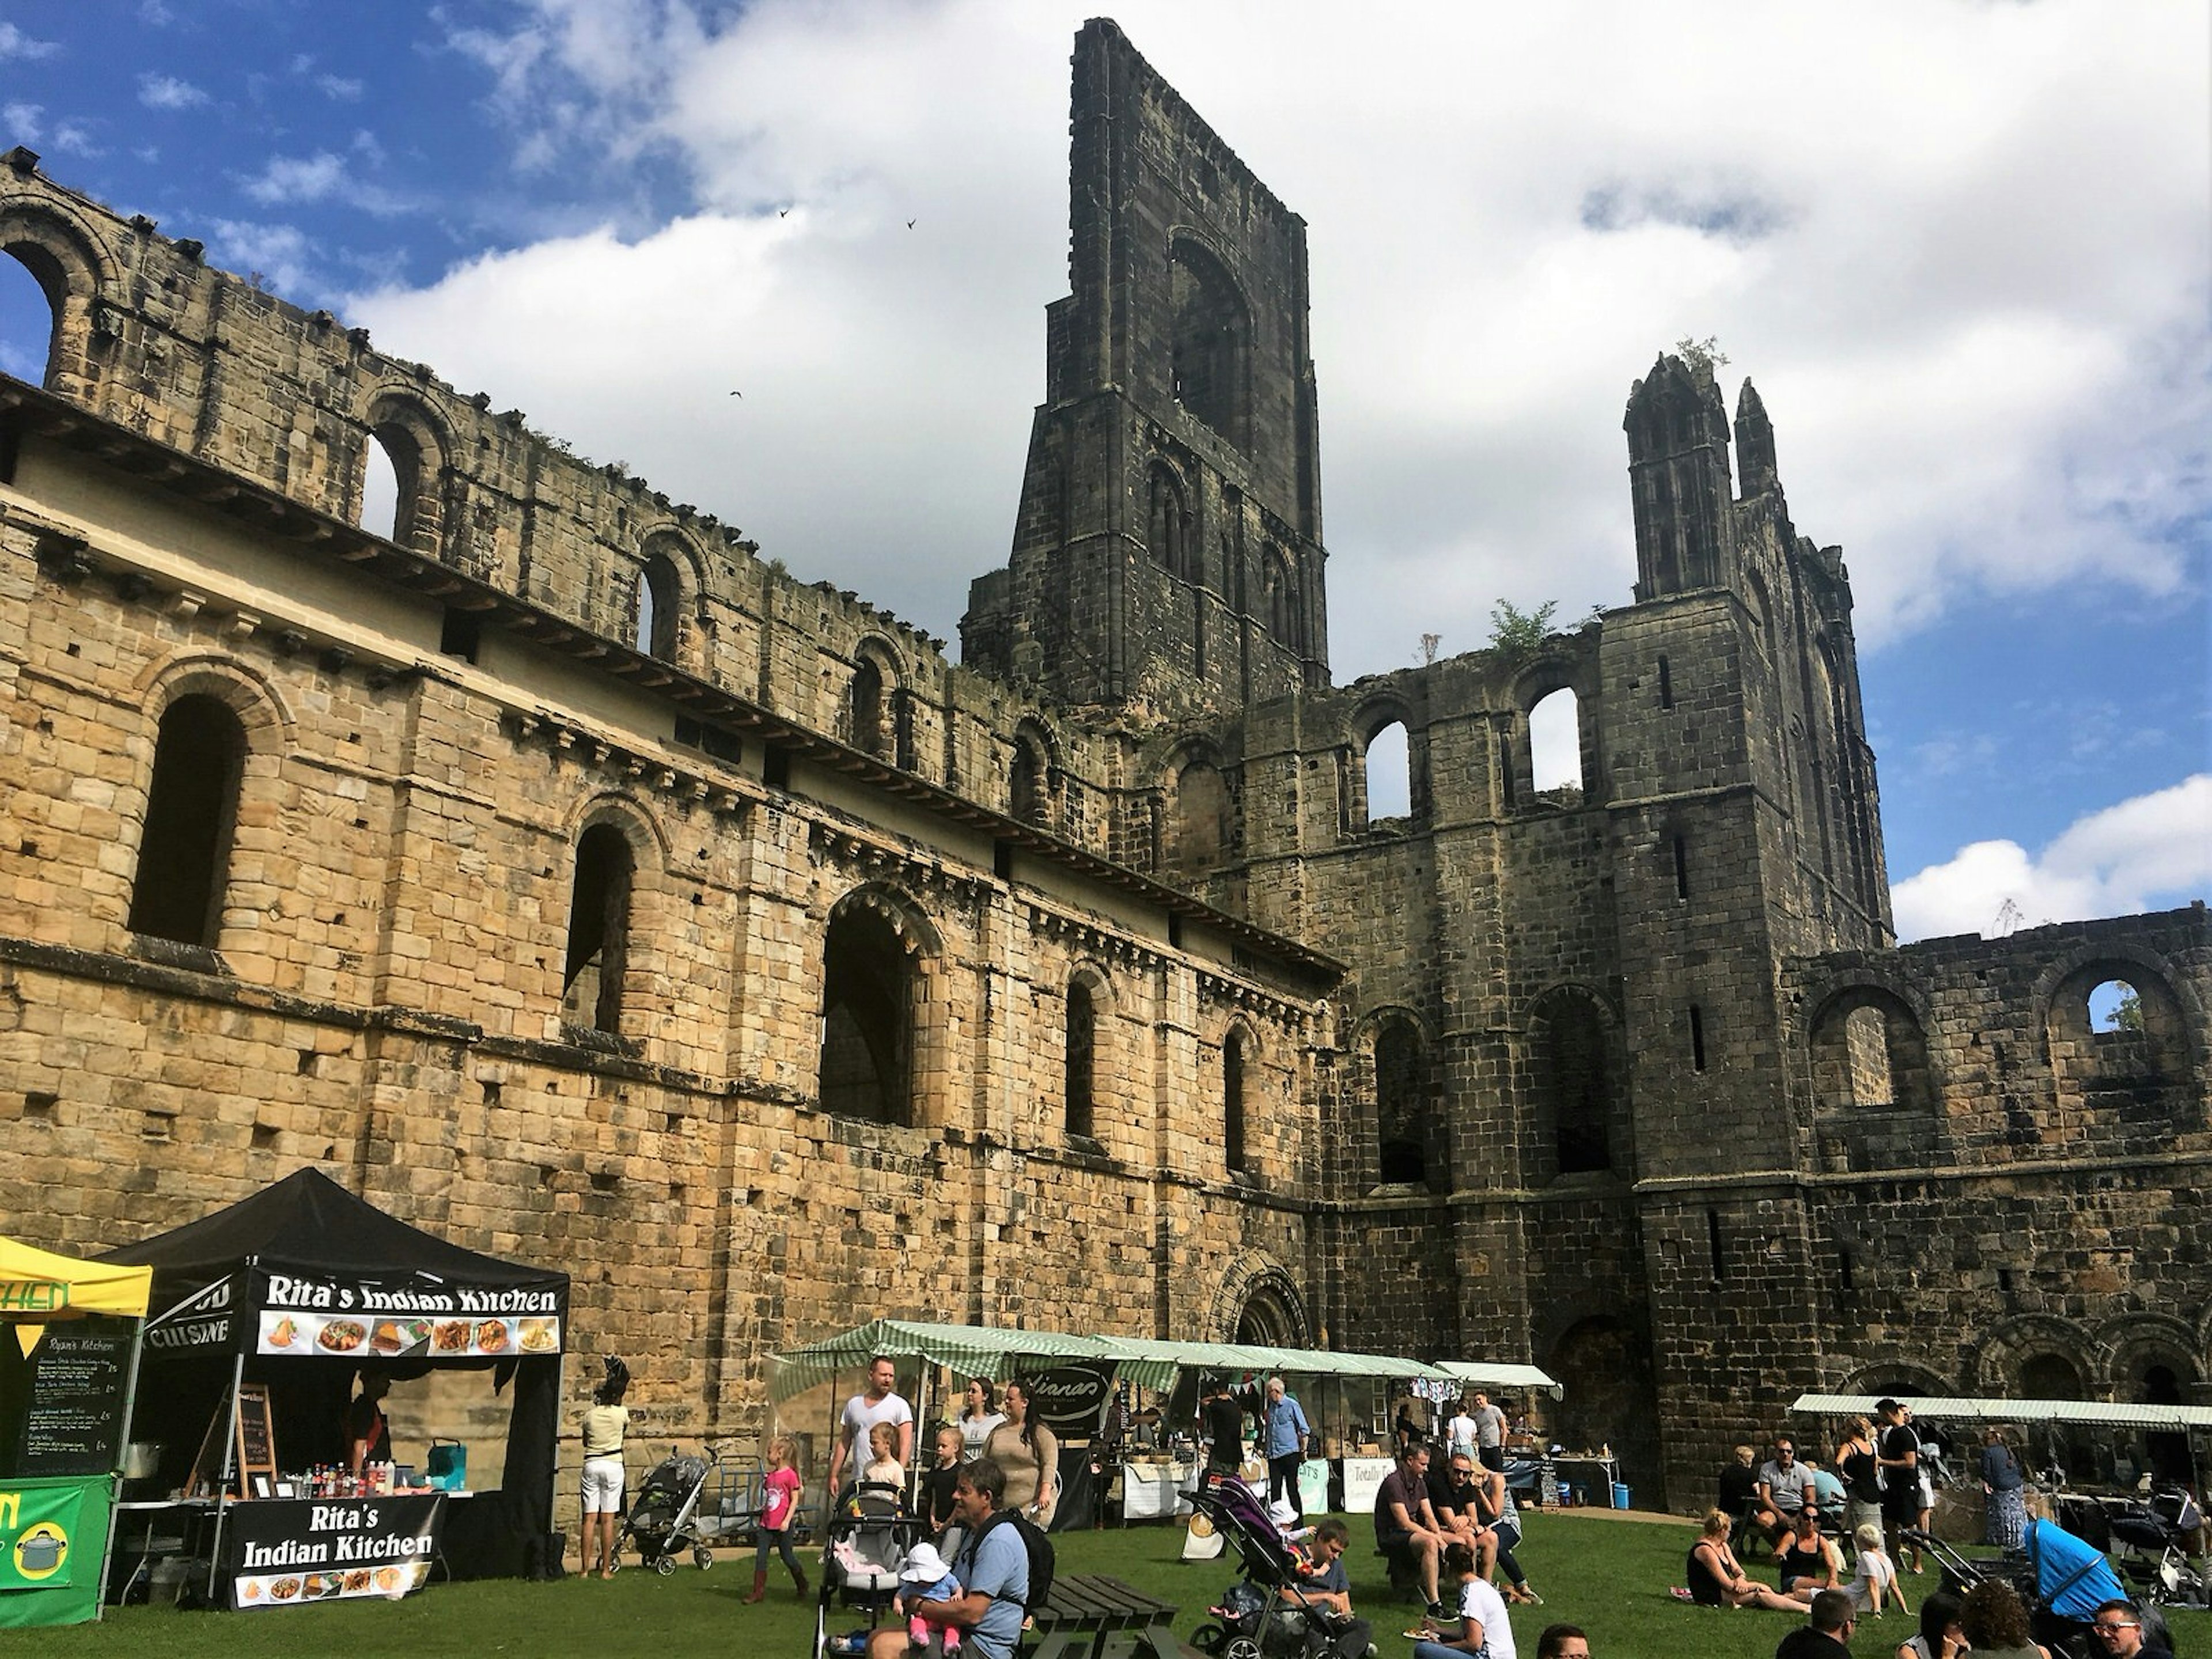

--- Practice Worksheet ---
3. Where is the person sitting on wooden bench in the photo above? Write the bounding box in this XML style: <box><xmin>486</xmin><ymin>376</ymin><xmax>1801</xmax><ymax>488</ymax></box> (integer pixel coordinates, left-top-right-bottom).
<box><xmin>870</xmin><ymin>1457</ymin><xmax>1027</xmax><ymax>1659</ymax></box>
<box><xmin>1374</xmin><ymin>1442</ymin><xmax>1449</xmax><ymax>1622</ymax></box>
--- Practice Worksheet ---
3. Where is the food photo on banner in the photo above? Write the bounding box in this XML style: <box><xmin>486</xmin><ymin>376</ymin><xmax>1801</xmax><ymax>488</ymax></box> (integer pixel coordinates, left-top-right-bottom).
<box><xmin>96</xmin><ymin>1168</ymin><xmax>569</xmax><ymax>1607</ymax></box>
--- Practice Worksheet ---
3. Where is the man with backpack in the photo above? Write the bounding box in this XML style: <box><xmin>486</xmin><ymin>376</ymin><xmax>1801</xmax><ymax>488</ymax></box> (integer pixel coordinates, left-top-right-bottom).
<box><xmin>871</xmin><ymin>1456</ymin><xmax>1046</xmax><ymax>1659</ymax></box>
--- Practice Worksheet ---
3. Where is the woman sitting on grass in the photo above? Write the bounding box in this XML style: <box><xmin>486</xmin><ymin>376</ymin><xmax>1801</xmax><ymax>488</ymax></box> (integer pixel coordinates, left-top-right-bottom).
<box><xmin>1412</xmin><ymin>1540</ymin><xmax>1516</xmax><ymax>1658</ymax></box>
<box><xmin>1685</xmin><ymin>1508</ymin><xmax>1806</xmax><ymax>1609</ymax></box>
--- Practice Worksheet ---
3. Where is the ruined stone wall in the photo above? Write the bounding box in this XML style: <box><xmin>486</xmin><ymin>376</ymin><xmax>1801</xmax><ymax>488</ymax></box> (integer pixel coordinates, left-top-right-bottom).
<box><xmin>0</xmin><ymin>156</ymin><xmax>1178</xmax><ymax>883</ymax></box>
<box><xmin>0</xmin><ymin>410</ymin><xmax>1328</xmax><ymax>1543</ymax></box>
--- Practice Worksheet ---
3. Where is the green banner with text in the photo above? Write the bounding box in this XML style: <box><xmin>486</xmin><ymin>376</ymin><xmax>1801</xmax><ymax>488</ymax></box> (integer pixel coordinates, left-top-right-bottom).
<box><xmin>0</xmin><ymin>1476</ymin><xmax>109</xmax><ymax>1628</ymax></box>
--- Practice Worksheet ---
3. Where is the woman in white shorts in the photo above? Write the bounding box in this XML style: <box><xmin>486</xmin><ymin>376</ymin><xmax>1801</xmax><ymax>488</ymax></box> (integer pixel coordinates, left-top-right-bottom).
<box><xmin>580</xmin><ymin>1357</ymin><xmax>631</xmax><ymax>1578</ymax></box>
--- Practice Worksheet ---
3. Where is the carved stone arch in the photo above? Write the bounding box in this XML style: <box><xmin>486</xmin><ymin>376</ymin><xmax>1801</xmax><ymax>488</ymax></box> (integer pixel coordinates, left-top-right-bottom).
<box><xmin>2092</xmin><ymin>1313</ymin><xmax>2201</xmax><ymax>1397</ymax></box>
<box><xmin>1166</xmin><ymin>229</ymin><xmax>1253</xmax><ymax>451</ymax></box>
<box><xmin>1965</xmin><ymin>1315</ymin><xmax>2096</xmax><ymax>1398</ymax></box>
<box><xmin>2037</xmin><ymin>947</ymin><xmax>2201</xmax><ymax>1104</ymax></box>
<box><xmin>631</xmin><ymin>526</ymin><xmax>705</xmax><ymax>663</ymax></box>
<box><xmin>1061</xmin><ymin>957</ymin><xmax>1115</xmax><ymax>1142</ymax></box>
<box><xmin>1834</xmin><ymin>1357</ymin><xmax>1955</xmax><ymax>1400</ymax></box>
<box><xmin>1805</xmin><ymin>982</ymin><xmax>1939</xmax><ymax>1171</ymax></box>
<box><xmin>1009</xmin><ymin>716</ymin><xmax>1059</xmax><ymax>827</ymax></box>
<box><xmin>123</xmin><ymin>658</ymin><xmax>290</xmax><ymax>949</ymax></box>
<box><xmin>1511</xmin><ymin>654</ymin><xmax>1596</xmax><ymax>806</ymax></box>
<box><xmin>0</xmin><ymin>199</ymin><xmax>124</xmax><ymax>391</ymax></box>
<box><xmin>558</xmin><ymin>792</ymin><xmax>665</xmax><ymax>1039</ymax></box>
<box><xmin>1145</xmin><ymin>457</ymin><xmax>1197</xmax><ymax>582</ymax></box>
<box><xmin>1208</xmin><ymin>1252</ymin><xmax>1310</xmax><ymax>1349</ymax></box>
<box><xmin>1348</xmin><ymin>694</ymin><xmax>1422</xmax><ymax>830</ymax></box>
<box><xmin>1356</xmin><ymin>1005</ymin><xmax>1445</xmax><ymax>1192</ymax></box>
<box><xmin>1159</xmin><ymin>735</ymin><xmax>1234</xmax><ymax>878</ymax></box>
<box><xmin>358</xmin><ymin>389</ymin><xmax>451</xmax><ymax>554</ymax></box>
<box><xmin>1527</xmin><ymin>982</ymin><xmax>1632</xmax><ymax>1184</ymax></box>
<box><xmin>1217</xmin><ymin>1015</ymin><xmax>1261</xmax><ymax>1175</ymax></box>
<box><xmin>846</xmin><ymin>635</ymin><xmax>910</xmax><ymax>766</ymax></box>
<box><xmin>818</xmin><ymin>882</ymin><xmax>942</xmax><ymax>1129</ymax></box>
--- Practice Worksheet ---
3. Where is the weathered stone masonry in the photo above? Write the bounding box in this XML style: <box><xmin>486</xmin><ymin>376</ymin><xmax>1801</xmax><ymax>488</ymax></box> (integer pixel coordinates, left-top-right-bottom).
<box><xmin>1</xmin><ymin>21</ymin><xmax>2206</xmax><ymax>1522</ymax></box>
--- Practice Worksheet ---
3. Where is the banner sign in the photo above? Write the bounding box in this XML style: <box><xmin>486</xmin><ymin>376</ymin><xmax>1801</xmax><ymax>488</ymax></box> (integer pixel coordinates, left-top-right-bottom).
<box><xmin>0</xmin><ymin>1481</ymin><xmax>89</xmax><ymax>1590</ymax></box>
<box><xmin>16</xmin><ymin>1324</ymin><xmax>132</xmax><ymax>1477</ymax></box>
<box><xmin>1017</xmin><ymin>1361</ymin><xmax>1115</xmax><ymax>1436</ymax></box>
<box><xmin>142</xmin><ymin>1275</ymin><xmax>236</xmax><ymax>1356</ymax></box>
<box><xmin>228</xmin><ymin>1494</ymin><xmax>444</xmax><ymax>1609</ymax></box>
<box><xmin>252</xmin><ymin>1270</ymin><xmax>562</xmax><ymax>1358</ymax></box>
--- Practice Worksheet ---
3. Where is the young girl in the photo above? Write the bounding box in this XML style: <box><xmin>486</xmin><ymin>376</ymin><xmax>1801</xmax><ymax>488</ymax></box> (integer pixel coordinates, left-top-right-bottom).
<box><xmin>924</xmin><ymin>1425</ymin><xmax>965</xmax><ymax>1540</ymax></box>
<box><xmin>862</xmin><ymin>1419</ymin><xmax>907</xmax><ymax>1494</ymax></box>
<box><xmin>1411</xmin><ymin>1541</ymin><xmax>1514</xmax><ymax>1658</ymax></box>
<box><xmin>1849</xmin><ymin>1521</ymin><xmax>1909</xmax><ymax>1618</ymax></box>
<box><xmin>746</xmin><ymin>1435</ymin><xmax>808</xmax><ymax>1603</ymax></box>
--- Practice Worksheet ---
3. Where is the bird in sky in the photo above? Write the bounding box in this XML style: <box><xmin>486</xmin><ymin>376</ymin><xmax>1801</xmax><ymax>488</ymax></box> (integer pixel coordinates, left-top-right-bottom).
<box><xmin>729</xmin><ymin>390</ymin><xmax>742</xmax><ymax>398</ymax></box>
<box><xmin>906</xmin><ymin>218</ymin><xmax>916</xmax><ymax>229</ymax></box>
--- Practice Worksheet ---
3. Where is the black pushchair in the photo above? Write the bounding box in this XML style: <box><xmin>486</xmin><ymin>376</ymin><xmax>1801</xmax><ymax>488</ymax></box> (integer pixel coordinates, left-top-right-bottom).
<box><xmin>812</xmin><ymin>1479</ymin><xmax>926</xmax><ymax>1659</ymax></box>
<box><xmin>1187</xmin><ymin>1470</ymin><xmax>1363</xmax><ymax>1659</ymax></box>
<box><xmin>618</xmin><ymin>1449</ymin><xmax>713</xmax><ymax>1574</ymax></box>
<box><xmin>2108</xmin><ymin>1486</ymin><xmax>2209</xmax><ymax>1609</ymax></box>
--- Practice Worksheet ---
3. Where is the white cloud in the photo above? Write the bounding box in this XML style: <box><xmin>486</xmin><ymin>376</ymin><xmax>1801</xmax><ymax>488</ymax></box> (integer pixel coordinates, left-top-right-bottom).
<box><xmin>0</xmin><ymin>23</ymin><xmax>60</xmax><ymax>62</ymax></box>
<box><xmin>241</xmin><ymin>150</ymin><xmax>410</xmax><ymax>218</ymax></box>
<box><xmin>319</xmin><ymin>75</ymin><xmax>365</xmax><ymax>102</ymax></box>
<box><xmin>4</xmin><ymin>103</ymin><xmax>40</xmax><ymax>142</ymax></box>
<box><xmin>139</xmin><ymin>73</ymin><xmax>210</xmax><ymax>111</ymax></box>
<box><xmin>1891</xmin><ymin>775</ymin><xmax>2212</xmax><ymax>941</ymax></box>
<box><xmin>348</xmin><ymin>0</ymin><xmax>2207</xmax><ymax>678</ymax></box>
<box><xmin>204</xmin><ymin>220</ymin><xmax>317</xmax><ymax>298</ymax></box>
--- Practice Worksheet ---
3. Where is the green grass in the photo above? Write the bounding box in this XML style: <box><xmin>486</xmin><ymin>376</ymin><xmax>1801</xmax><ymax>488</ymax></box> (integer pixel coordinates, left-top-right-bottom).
<box><xmin>18</xmin><ymin>1512</ymin><xmax>2211</xmax><ymax>1657</ymax></box>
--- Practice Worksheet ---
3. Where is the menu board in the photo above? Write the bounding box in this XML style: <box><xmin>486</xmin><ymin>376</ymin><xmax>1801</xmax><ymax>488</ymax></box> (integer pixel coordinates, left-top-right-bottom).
<box><xmin>16</xmin><ymin>1325</ymin><xmax>132</xmax><ymax>1476</ymax></box>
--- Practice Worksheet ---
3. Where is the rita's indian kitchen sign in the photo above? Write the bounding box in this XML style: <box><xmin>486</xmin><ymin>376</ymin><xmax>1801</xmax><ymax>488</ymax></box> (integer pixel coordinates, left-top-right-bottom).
<box><xmin>254</xmin><ymin>1271</ymin><xmax>561</xmax><ymax>1361</ymax></box>
<box><xmin>229</xmin><ymin>1493</ymin><xmax>445</xmax><ymax>1609</ymax></box>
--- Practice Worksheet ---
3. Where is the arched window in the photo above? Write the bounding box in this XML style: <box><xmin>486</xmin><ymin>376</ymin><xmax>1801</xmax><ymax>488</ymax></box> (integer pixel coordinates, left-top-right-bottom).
<box><xmin>634</xmin><ymin>553</ymin><xmax>680</xmax><ymax>660</ymax></box>
<box><xmin>1169</xmin><ymin>238</ymin><xmax>1251</xmax><ymax>450</ymax></box>
<box><xmin>359</xmin><ymin>423</ymin><xmax>427</xmax><ymax>546</ymax></box>
<box><xmin>2019</xmin><ymin>1353</ymin><xmax>2084</xmax><ymax>1400</ymax></box>
<box><xmin>849</xmin><ymin>657</ymin><xmax>887</xmax><ymax>759</ymax></box>
<box><xmin>1065</xmin><ymin>978</ymin><xmax>1097</xmax><ymax>1140</ymax></box>
<box><xmin>1530</xmin><ymin>687</ymin><xmax>1583</xmax><ymax>796</ymax></box>
<box><xmin>1374</xmin><ymin>1018</ymin><xmax>1437</xmax><ymax>1187</ymax></box>
<box><xmin>1223</xmin><ymin>1028</ymin><xmax>1248</xmax><ymax>1173</ymax></box>
<box><xmin>819</xmin><ymin>899</ymin><xmax>916</xmax><ymax>1126</ymax></box>
<box><xmin>128</xmin><ymin>694</ymin><xmax>248</xmax><ymax>946</ymax></box>
<box><xmin>562</xmin><ymin>823</ymin><xmax>634</xmax><ymax>1035</ymax></box>
<box><xmin>1148</xmin><ymin>464</ymin><xmax>1194</xmax><ymax>582</ymax></box>
<box><xmin>1167</xmin><ymin>758</ymin><xmax>1230</xmax><ymax>877</ymax></box>
<box><xmin>0</xmin><ymin>247</ymin><xmax>60</xmax><ymax>385</ymax></box>
<box><xmin>1262</xmin><ymin>545</ymin><xmax>1300</xmax><ymax>647</ymax></box>
<box><xmin>1362</xmin><ymin>720</ymin><xmax>1411</xmax><ymax>823</ymax></box>
<box><xmin>2089</xmin><ymin>978</ymin><xmax>2139</xmax><ymax>1033</ymax></box>
<box><xmin>1010</xmin><ymin>728</ymin><xmax>1052</xmax><ymax>825</ymax></box>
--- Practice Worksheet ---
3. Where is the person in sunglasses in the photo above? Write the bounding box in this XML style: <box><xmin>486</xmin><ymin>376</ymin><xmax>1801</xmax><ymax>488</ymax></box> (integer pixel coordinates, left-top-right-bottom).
<box><xmin>2090</xmin><ymin>1598</ymin><xmax>2174</xmax><ymax>1659</ymax></box>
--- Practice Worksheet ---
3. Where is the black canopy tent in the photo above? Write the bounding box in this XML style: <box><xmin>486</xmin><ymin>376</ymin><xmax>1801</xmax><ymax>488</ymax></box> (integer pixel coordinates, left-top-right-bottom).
<box><xmin>99</xmin><ymin>1169</ymin><xmax>568</xmax><ymax>1582</ymax></box>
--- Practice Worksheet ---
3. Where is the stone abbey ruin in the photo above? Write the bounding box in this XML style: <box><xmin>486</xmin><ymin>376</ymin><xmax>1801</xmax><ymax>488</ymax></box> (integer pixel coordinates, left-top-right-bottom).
<box><xmin>0</xmin><ymin>20</ymin><xmax>2205</xmax><ymax>1512</ymax></box>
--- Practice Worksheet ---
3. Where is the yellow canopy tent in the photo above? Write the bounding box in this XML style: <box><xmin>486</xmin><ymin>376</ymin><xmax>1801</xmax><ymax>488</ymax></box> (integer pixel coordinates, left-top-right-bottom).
<box><xmin>1</xmin><ymin>1233</ymin><xmax>153</xmax><ymax>1629</ymax></box>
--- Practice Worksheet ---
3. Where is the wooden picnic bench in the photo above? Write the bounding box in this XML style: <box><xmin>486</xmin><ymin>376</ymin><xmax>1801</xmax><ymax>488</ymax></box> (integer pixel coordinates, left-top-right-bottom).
<box><xmin>1022</xmin><ymin>1571</ymin><xmax>1195</xmax><ymax>1659</ymax></box>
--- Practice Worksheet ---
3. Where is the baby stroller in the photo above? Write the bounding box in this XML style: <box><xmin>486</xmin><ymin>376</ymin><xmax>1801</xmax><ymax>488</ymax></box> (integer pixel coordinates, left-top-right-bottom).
<box><xmin>1187</xmin><ymin>1471</ymin><xmax>1359</xmax><ymax>1659</ymax></box>
<box><xmin>2109</xmin><ymin>1485</ymin><xmax>2209</xmax><ymax>1609</ymax></box>
<box><xmin>1907</xmin><ymin>1520</ymin><xmax>2133</xmax><ymax>1659</ymax></box>
<box><xmin>618</xmin><ymin>1448</ymin><xmax>714</xmax><ymax>1574</ymax></box>
<box><xmin>813</xmin><ymin>1479</ymin><xmax>926</xmax><ymax>1659</ymax></box>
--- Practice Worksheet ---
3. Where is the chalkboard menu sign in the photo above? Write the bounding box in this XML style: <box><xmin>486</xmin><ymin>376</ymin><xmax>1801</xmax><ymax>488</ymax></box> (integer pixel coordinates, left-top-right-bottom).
<box><xmin>17</xmin><ymin>1323</ymin><xmax>132</xmax><ymax>1475</ymax></box>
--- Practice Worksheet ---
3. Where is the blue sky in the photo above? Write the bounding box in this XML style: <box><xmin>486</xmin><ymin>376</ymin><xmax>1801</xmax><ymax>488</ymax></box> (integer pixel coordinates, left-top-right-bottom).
<box><xmin>2</xmin><ymin>0</ymin><xmax>2205</xmax><ymax>941</ymax></box>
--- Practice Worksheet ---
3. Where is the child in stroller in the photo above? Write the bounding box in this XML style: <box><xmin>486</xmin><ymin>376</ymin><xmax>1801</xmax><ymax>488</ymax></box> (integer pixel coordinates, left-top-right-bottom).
<box><xmin>815</xmin><ymin>1474</ymin><xmax>926</xmax><ymax>1659</ymax></box>
<box><xmin>1189</xmin><ymin>1469</ymin><xmax>1372</xmax><ymax>1659</ymax></box>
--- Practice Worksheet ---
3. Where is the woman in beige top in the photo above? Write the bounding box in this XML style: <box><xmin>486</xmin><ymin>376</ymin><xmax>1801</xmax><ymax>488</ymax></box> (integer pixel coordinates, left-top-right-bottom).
<box><xmin>982</xmin><ymin>1379</ymin><xmax>1058</xmax><ymax>1523</ymax></box>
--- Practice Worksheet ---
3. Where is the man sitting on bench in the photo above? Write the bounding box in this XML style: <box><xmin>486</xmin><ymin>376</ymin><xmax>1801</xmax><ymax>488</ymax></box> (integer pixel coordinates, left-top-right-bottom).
<box><xmin>1374</xmin><ymin>1442</ymin><xmax>1449</xmax><ymax>1621</ymax></box>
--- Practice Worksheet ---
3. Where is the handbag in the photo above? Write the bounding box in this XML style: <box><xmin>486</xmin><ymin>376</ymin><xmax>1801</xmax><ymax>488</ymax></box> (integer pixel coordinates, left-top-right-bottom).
<box><xmin>1305</xmin><ymin>1430</ymin><xmax>1325</xmax><ymax>1461</ymax></box>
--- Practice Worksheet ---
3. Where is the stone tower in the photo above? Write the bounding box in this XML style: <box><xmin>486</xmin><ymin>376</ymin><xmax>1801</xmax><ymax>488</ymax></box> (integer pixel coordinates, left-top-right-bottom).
<box><xmin>961</xmin><ymin>18</ymin><xmax>1327</xmax><ymax>718</ymax></box>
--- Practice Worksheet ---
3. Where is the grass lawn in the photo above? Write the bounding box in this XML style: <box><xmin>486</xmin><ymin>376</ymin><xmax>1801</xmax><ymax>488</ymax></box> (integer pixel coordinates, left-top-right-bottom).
<box><xmin>18</xmin><ymin>1510</ymin><xmax>2210</xmax><ymax>1657</ymax></box>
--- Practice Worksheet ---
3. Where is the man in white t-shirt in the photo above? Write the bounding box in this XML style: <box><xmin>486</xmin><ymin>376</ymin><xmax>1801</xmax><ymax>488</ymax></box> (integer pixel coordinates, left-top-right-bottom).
<box><xmin>827</xmin><ymin>1354</ymin><xmax>915</xmax><ymax>1495</ymax></box>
